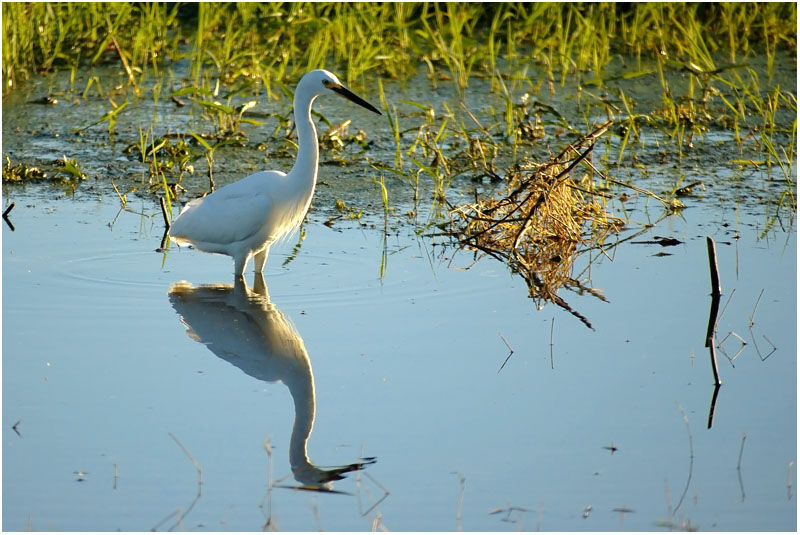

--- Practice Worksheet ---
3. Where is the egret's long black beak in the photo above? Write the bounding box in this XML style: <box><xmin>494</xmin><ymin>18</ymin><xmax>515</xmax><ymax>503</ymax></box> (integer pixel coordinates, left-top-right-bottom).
<box><xmin>329</xmin><ymin>83</ymin><xmax>382</xmax><ymax>115</ymax></box>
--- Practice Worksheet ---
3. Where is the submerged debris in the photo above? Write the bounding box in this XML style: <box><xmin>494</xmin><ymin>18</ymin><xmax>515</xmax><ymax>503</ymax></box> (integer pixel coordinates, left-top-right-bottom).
<box><xmin>449</xmin><ymin>120</ymin><xmax>629</xmax><ymax>329</ymax></box>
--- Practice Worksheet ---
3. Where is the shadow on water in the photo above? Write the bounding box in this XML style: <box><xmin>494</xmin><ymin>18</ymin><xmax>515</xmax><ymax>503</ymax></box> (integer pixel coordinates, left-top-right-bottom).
<box><xmin>167</xmin><ymin>274</ymin><xmax>377</xmax><ymax>493</ymax></box>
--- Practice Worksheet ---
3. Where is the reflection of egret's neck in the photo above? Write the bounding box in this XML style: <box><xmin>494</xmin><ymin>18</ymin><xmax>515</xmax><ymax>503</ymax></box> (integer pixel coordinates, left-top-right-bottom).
<box><xmin>288</xmin><ymin>364</ymin><xmax>315</xmax><ymax>473</ymax></box>
<box><xmin>168</xmin><ymin>278</ymin><xmax>370</xmax><ymax>489</ymax></box>
<box><xmin>169</xmin><ymin>278</ymin><xmax>317</xmax><ymax>475</ymax></box>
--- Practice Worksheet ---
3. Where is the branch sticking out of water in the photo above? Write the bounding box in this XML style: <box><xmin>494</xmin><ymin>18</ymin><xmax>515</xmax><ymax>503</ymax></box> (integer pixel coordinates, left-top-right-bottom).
<box><xmin>705</xmin><ymin>237</ymin><xmax>722</xmax><ymax>386</ymax></box>
<box><xmin>159</xmin><ymin>196</ymin><xmax>171</xmax><ymax>229</ymax></box>
<box><xmin>3</xmin><ymin>202</ymin><xmax>15</xmax><ymax>231</ymax></box>
<box><xmin>707</xmin><ymin>383</ymin><xmax>721</xmax><ymax>429</ymax></box>
<box><xmin>706</xmin><ymin>237</ymin><xmax>722</xmax><ymax>301</ymax></box>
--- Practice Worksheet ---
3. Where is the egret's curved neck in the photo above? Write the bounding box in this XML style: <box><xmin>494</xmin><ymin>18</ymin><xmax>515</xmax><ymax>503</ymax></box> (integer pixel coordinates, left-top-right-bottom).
<box><xmin>288</xmin><ymin>91</ymin><xmax>319</xmax><ymax>198</ymax></box>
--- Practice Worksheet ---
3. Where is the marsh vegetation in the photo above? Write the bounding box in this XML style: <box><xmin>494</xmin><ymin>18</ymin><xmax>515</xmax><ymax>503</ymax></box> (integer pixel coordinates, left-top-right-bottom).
<box><xmin>2</xmin><ymin>4</ymin><xmax>797</xmax><ymax>531</ymax></box>
<box><xmin>4</xmin><ymin>3</ymin><xmax>794</xmax><ymax>185</ymax></box>
<box><xmin>2</xmin><ymin>2</ymin><xmax>797</xmax><ymax>318</ymax></box>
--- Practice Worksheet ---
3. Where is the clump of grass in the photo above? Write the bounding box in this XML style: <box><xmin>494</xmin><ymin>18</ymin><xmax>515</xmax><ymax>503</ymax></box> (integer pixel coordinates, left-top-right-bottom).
<box><xmin>327</xmin><ymin>199</ymin><xmax>364</xmax><ymax>225</ymax></box>
<box><xmin>74</xmin><ymin>99</ymin><xmax>129</xmax><ymax>136</ymax></box>
<box><xmin>418</xmin><ymin>3</ymin><xmax>482</xmax><ymax>94</ymax></box>
<box><xmin>56</xmin><ymin>155</ymin><xmax>86</xmax><ymax>181</ymax></box>
<box><xmin>2</xmin><ymin>3</ymin><xmax>181</xmax><ymax>94</ymax></box>
<box><xmin>449</xmin><ymin>121</ymin><xmax>626</xmax><ymax>329</ymax></box>
<box><xmin>318</xmin><ymin>117</ymin><xmax>372</xmax><ymax>166</ymax></box>
<box><xmin>2</xmin><ymin>153</ymin><xmax>90</xmax><ymax>200</ymax></box>
<box><xmin>2</xmin><ymin>154</ymin><xmax>89</xmax><ymax>186</ymax></box>
<box><xmin>3</xmin><ymin>155</ymin><xmax>47</xmax><ymax>182</ymax></box>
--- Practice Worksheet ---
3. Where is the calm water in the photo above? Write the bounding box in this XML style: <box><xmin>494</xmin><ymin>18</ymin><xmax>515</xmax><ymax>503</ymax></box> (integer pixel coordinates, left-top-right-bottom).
<box><xmin>2</xmin><ymin>183</ymin><xmax>796</xmax><ymax>531</ymax></box>
<box><xmin>2</xmin><ymin>61</ymin><xmax>797</xmax><ymax>531</ymax></box>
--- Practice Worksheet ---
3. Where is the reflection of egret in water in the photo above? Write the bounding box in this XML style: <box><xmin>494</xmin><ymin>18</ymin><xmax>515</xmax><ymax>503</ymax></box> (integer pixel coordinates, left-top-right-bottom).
<box><xmin>168</xmin><ymin>274</ymin><xmax>375</xmax><ymax>490</ymax></box>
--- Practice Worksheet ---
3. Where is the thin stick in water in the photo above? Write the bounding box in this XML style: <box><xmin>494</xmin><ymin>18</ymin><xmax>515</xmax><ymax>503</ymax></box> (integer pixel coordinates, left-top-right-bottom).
<box><xmin>761</xmin><ymin>335</ymin><xmax>778</xmax><ymax>360</ymax></box>
<box><xmin>749</xmin><ymin>289</ymin><xmax>765</xmax><ymax>326</ymax></box>
<box><xmin>152</xmin><ymin>432</ymin><xmax>203</xmax><ymax>532</ymax></box>
<box><xmin>160</xmin><ymin>196</ymin><xmax>171</xmax><ymax>230</ymax></box>
<box><xmin>357</xmin><ymin>471</ymin><xmax>390</xmax><ymax>518</ymax></box>
<box><xmin>705</xmin><ymin>237</ymin><xmax>722</xmax><ymax>386</ymax></box>
<box><xmin>549</xmin><ymin>317</ymin><xmax>555</xmax><ymax>369</ymax></box>
<box><xmin>706</xmin><ymin>236</ymin><xmax>722</xmax><ymax>297</ymax></box>
<box><xmin>736</xmin><ymin>432</ymin><xmax>747</xmax><ymax>502</ymax></box>
<box><xmin>260</xmin><ymin>439</ymin><xmax>277</xmax><ymax>531</ymax></box>
<box><xmin>706</xmin><ymin>383</ymin><xmax>721</xmax><ymax>429</ymax></box>
<box><xmin>497</xmin><ymin>333</ymin><xmax>514</xmax><ymax>373</ymax></box>
<box><xmin>717</xmin><ymin>330</ymin><xmax>747</xmax><ymax>366</ymax></box>
<box><xmin>169</xmin><ymin>432</ymin><xmax>203</xmax><ymax>484</ymax></box>
<box><xmin>707</xmin><ymin>341</ymin><xmax>722</xmax><ymax>387</ymax></box>
<box><xmin>663</xmin><ymin>478</ymin><xmax>673</xmax><ymax>526</ymax></box>
<box><xmin>111</xmin><ymin>180</ymin><xmax>127</xmax><ymax>207</ymax></box>
<box><xmin>718</xmin><ymin>288</ymin><xmax>737</xmax><ymax>327</ymax></box>
<box><xmin>673</xmin><ymin>403</ymin><xmax>694</xmax><ymax>514</ymax></box>
<box><xmin>456</xmin><ymin>473</ymin><xmax>466</xmax><ymax>531</ymax></box>
<box><xmin>3</xmin><ymin>202</ymin><xmax>15</xmax><ymax>231</ymax></box>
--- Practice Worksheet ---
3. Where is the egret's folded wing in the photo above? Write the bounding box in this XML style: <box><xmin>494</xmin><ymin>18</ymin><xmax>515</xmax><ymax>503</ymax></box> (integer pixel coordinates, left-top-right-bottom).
<box><xmin>170</xmin><ymin>177</ymin><xmax>278</xmax><ymax>246</ymax></box>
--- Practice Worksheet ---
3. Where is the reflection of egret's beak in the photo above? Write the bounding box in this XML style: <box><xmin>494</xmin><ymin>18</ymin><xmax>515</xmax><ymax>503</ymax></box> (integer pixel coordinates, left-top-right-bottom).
<box><xmin>291</xmin><ymin>456</ymin><xmax>378</xmax><ymax>491</ymax></box>
<box><xmin>326</xmin><ymin>81</ymin><xmax>382</xmax><ymax>115</ymax></box>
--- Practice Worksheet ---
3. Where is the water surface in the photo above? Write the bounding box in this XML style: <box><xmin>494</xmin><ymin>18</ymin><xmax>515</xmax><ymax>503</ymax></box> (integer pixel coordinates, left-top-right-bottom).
<box><xmin>2</xmin><ymin>180</ymin><xmax>795</xmax><ymax>531</ymax></box>
<box><xmin>2</xmin><ymin>60</ymin><xmax>797</xmax><ymax>532</ymax></box>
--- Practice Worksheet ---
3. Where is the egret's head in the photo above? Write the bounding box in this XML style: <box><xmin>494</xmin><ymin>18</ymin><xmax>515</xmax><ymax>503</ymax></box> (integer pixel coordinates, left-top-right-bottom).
<box><xmin>301</xmin><ymin>69</ymin><xmax>381</xmax><ymax>115</ymax></box>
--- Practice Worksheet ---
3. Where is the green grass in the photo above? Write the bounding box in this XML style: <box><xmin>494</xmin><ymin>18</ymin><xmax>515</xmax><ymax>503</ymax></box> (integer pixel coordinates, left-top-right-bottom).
<box><xmin>4</xmin><ymin>3</ymin><xmax>795</xmax><ymax>92</ymax></box>
<box><xmin>2</xmin><ymin>3</ymin><xmax>796</xmax><ymax>217</ymax></box>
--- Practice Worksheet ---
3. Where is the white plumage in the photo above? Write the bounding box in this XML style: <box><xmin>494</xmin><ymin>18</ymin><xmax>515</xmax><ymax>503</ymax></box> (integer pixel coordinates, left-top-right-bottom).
<box><xmin>169</xmin><ymin>69</ymin><xmax>380</xmax><ymax>278</ymax></box>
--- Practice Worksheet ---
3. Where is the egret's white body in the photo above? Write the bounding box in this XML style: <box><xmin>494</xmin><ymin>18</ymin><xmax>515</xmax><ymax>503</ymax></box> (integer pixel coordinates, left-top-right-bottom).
<box><xmin>168</xmin><ymin>69</ymin><xmax>380</xmax><ymax>278</ymax></box>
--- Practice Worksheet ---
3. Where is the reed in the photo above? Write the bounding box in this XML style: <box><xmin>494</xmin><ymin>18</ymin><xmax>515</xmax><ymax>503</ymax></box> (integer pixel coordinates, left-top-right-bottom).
<box><xmin>2</xmin><ymin>3</ymin><xmax>795</xmax><ymax>216</ymax></box>
<box><xmin>5</xmin><ymin>4</ymin><xmax>793</xmax><ymax>93</ymax></box>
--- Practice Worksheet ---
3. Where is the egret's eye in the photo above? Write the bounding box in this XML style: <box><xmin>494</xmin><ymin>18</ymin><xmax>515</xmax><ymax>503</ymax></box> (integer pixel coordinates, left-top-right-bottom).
<box><xmin>322</xmin><ymin>80</ymin><xmax>333</xmax><ymax>88</ymax></box>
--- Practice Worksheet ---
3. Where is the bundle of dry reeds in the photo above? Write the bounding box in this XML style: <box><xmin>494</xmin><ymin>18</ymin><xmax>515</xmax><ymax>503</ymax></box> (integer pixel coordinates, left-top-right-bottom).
<box><xmin>449</xmin><ymin>120</ymin><xmax>622</xmax><ymax>329</ymax></box>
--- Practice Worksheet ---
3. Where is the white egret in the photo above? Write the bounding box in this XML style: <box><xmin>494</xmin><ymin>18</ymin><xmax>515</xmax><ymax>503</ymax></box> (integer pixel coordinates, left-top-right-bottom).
<box><xmin>168</xmin><ymin>69</ymin><xmax>381</xmax><ymax>278</ymax></box>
